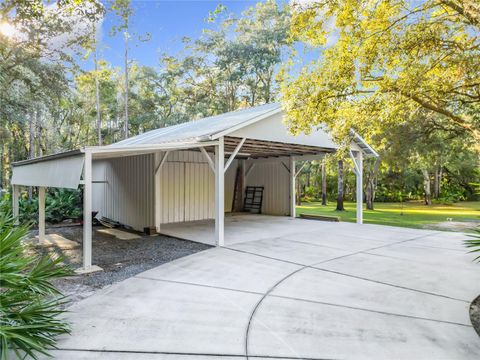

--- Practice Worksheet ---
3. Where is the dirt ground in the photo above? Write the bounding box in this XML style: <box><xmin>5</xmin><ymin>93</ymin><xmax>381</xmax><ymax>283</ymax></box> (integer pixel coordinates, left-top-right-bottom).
<box><xmin>25</xmin><ymin>225</ymin><xmax>211</xmax><ymax>304</ymax></box>
<box><xmin>426</xmin><ymin>220</ymin><xmax>480</xmax><ymax>231</ymax></box>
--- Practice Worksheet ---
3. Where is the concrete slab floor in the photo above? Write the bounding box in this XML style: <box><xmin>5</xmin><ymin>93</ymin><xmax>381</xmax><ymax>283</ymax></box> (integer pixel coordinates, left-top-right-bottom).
<box><xmin>42</xmin><ymin>217</ymin><xmax>480</xmax><ymax>359</ymax></box>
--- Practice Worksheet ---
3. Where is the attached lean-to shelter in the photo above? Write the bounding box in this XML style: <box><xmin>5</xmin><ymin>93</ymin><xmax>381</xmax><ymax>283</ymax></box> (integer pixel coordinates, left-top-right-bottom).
<box><xmin>11</xmin><ymin>103</ymin><xmax>378</xmax><ymax>273</ymax></box>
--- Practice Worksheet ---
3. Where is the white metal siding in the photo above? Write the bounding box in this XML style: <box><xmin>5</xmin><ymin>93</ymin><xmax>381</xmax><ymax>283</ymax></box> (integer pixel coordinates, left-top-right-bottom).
<box><xmin>93</xmin><ymin>154</ymin><xmax>154</xmax><ymax>231</ymax></box>
<box><xmin>159</xmin><ymin>150</ymin><xmax>236</xmax><ymax>224</ymax></box>
<box><xmin>93</xmin><ymin>150</ymin><xmax>238</xmax><ymax>228</ymax></box>
<box><xmin>246</xmin><ymin>160</ymin><xmax>290</xmax><ymax>215</ymax></box>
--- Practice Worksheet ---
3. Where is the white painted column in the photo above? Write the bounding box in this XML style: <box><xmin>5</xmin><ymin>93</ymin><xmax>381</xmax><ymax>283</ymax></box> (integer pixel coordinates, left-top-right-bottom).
<box><xmin>356</xmin><ymin>151</ymin><xmax>364</xmax><ymax>224</ymax></box>
<box><xmin>12</xmin><ymin>185</ymin><xmax>20</xmax><ymax>224</ymax></box>
<box><xmin>240</xmin><ymin>159</ymin><xmax>246</xmax><ymax>210</ymax></box>
<box><xmin>38</xmin><ymin>187</ymin><xmax>46</xmax><ymax>243</ymax></box>
<box><xmin>154</xmin><ymin>152</ymin><xmax>162</xmax><ymax>233</ymax></box>
<box><xmin>83</xmin><ymin>150</ymin><xmax>93</xmax><ymax>270</ymax></box>
<box><xmin>215</xmin><ymin>137</ymin><xmax>225</xmax><ymax>246</ymax></box>
<box><xmin>289</xmin><ymin>156</ymin><xmax>296</xmax><ymax>218</ymax></box>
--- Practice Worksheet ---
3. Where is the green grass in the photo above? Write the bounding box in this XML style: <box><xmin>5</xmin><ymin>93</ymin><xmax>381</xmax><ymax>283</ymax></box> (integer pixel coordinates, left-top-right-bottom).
<box><xmin>296</xmin><ymin>200</ymin><xmax>480</xmax><ymax>230</ymax></box>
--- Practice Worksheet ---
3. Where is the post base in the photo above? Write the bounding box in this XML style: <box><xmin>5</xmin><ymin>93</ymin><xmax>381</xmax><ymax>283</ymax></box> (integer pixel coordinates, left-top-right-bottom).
<box><xmin>74</xmin><ymin>265</ymin><xmax>103</xmax><ymax>275</ymax></box>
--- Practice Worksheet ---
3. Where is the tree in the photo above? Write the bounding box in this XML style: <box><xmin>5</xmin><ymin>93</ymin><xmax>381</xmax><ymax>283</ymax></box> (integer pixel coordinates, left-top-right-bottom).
<box><xmin>365</xmin><ymin>157</ymin><xmax>381</xmax><ymax>210</ymax></box>
<box><xmin>336</xmin><ymin>160</ymin><xmax>345</xmax><ymax>211</ymax></box>
<box><xmin>321</xmin><ymin>158</ymin><xmax>327</xmax><ymax>205</ymax></box>
<box><xmin>281</xmin><ymin>0</ymin><xmax>480</xmax><ymax>148</ymax></box>
<box><xmin>110</xmin><ymin>0</ymin><xmax>134</xmax><ymax>139</ymax></box>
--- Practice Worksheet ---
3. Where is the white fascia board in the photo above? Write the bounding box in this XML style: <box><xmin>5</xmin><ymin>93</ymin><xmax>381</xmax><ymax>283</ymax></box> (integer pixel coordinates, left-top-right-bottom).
<box><xmin>208</xmin><ymin>107</ymin><xmax>283</xmax><ymax>140</ymax></box>
<box><xmin>85</xmin><ymin>140</ymin><xmax>219</xmax><ymax>154</ymax></box>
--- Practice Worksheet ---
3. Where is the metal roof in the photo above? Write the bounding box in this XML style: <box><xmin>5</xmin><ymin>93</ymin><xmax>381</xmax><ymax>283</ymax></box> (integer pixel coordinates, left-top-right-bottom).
<box><xmin>12</xmin><ymin>103</ymin><xmax>377</xmax><ymax>168</ymax></box>
<box><xmin>109</xmin><ymin>103</ymin><xmax>282</xmax><ymax>147</ymax></box>
<box><xmin>109</xmin><ymin>102</ymin><xmax>378</xmax><ymax>157</ymax></box>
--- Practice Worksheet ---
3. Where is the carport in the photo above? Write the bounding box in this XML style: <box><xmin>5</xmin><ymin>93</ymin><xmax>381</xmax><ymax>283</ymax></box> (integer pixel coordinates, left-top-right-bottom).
<box><xmin>11</xmin><ymin>103</ymin><xmax>377</xmax><ymax>273</ymax></box>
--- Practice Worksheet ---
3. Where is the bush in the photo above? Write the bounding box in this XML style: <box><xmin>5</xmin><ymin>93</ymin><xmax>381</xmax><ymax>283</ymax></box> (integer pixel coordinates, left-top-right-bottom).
<box><xmin>0</xmin><ymin>212</ymin><xmax>72</xmax><ymax>359</ymax></box>
<box><xmin>465</xmin><ymin>229</ymin><xmax>480</xmax><ymax>263</ymax></box>
<box><xmin>0</xmin><ymin>189</ymin><xmax>82</xmax><ymax>225</ymax></box>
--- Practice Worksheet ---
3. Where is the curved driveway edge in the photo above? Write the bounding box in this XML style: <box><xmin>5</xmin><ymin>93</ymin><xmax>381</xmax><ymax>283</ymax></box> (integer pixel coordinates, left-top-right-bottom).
<box><xmin>47</xmin><ymin>220</ymin><xmax>480</xmax><ymax>359</ymax></box>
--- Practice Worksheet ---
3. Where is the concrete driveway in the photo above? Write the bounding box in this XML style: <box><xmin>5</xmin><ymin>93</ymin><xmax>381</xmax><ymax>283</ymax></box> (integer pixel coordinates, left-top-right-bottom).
<box><xmin>49</xmin><ymin>219</ymin><xmax>480</xmax><ymax>359</ymax></box>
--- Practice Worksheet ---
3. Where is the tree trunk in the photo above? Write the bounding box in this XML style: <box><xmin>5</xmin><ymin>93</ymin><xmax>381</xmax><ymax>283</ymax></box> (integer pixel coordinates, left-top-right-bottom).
<box><xmin>296</xmin><ymin>178</ymin><xmax>302</xmax><ymax>205</ymax></box>
<box><xmin>365</xmin><ymin>157</ymin><xmax>381</xmax><ymax>210</ymax></box>
<box><xmin>336</xmin><ymin>160</ymin><xmax>344</xmax><ymax>211</ymax></box>
<box><xmin>124</xmin><ymin>32</ymin><xmax>129</xmax><ymax>139</ymax></box>
<box><xmin>438</xmin><ymin>167</ymin><xmax>443</xmax><ymax>197</ymax></box>
<box><xmin>433</xmin><ymin>166</ymin><xmax>442</xmax><ymax>199</ymax></box>
<box><xmin>321</xmin><ymin>160</ymin><xmax>327</xmax><ymax>205</ymax></box>
<box><xmin>94</xmin><ymin>41</ymin><xmax>102</xmax><ymax>145</ymax></box>
<box><xmin>422</xmin><ymin>169</ymin><xmax>432</xmax><ymax>205</ymax></box>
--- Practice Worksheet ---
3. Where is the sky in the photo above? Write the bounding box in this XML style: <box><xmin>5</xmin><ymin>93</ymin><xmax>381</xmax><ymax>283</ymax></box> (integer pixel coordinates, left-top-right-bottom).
<box><xmin>92</xmin><ymin>0</ymin><xmax>259</xmax><ymax>70</ymax></box>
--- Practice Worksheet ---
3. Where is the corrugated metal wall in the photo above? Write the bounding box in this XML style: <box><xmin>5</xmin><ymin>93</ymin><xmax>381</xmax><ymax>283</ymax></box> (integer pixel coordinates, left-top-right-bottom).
<box><xmin>93</xmin><ymin>150</ymin><xmax>238</xmax><ymax>229</ymax></box>
<box><xmin>159</xmin><ymin>151</ymin><xmax>236</xmax><ymax>223</ymax></box>
<box><xmin>245</xmin><ymin>159</ymin><xmax>290</xmax><ymax>215</ymax></box>
<box><xmin>93</xmin><ymin>154</ymin><xmax>155</xmax><ymax>231</ymax></box>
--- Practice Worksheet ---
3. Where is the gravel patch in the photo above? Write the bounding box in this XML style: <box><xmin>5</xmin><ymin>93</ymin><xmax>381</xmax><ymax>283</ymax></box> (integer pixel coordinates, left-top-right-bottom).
<box><xmin>26</xmin><ymin>225</ymin><xmax>211</xmax><ymax>304</ymax></box>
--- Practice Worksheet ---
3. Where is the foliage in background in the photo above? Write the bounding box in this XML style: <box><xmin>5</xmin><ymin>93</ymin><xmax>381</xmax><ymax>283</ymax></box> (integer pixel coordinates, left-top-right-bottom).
<box><xmin>283</xmin><ymin>0</ymin><xmax>480</xmax><ymax>208</ymax></box>
<box><xmin>0</xmin><ymin>213</ymin><xmax>72</xmax><ymax>359</ymax></box>
<box><xmin>281</xmin><ymin>0</ymin><xmax>480</xmax><ymax>145</ymax></box>
<box><xmin>1</xmin><ymin>0</ymin><xmax>479</xmax><ymax>211</ymax></box>
<box><xmin>0</xmin><ymin>189</ymin><xmax>82</xmax><ymax>225</ymax></box>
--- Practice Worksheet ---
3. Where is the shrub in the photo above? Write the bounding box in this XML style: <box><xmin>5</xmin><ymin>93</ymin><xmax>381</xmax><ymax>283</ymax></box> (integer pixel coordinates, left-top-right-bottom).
<box><xmin>465</xmin><ymin>229</ymin><xmax>480</xmax><ymax>263</ymax></box>
<box><xmin>0</xmin><ymin>212</ymin><xmax>72</xmax><ymax>359</ymax></box>
<box><xmin>0</xmin><ymin>189</ymin><xmax>82</xmax><ymax>225</ymax></box>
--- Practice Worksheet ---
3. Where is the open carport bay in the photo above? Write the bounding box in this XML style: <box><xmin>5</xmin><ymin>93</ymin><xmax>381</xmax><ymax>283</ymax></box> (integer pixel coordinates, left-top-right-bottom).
<box><xmin>45</xmin><ymin>218</ymin><xmax>480</xmax><ymax>359</ymax></box>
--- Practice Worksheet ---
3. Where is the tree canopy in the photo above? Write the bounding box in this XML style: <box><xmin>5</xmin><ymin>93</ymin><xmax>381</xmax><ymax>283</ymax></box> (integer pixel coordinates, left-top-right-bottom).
<box><xmin>281</xmin><ymin>0</ymin><xmax>480</xmax><ymax>147</ymax></box>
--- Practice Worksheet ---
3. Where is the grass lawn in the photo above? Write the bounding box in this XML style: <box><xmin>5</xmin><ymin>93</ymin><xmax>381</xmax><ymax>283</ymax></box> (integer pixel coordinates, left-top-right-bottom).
<box><xmin>296</xmin><ymin>200</ymin><xmax>480</xmax><ymax>230</ymax></box>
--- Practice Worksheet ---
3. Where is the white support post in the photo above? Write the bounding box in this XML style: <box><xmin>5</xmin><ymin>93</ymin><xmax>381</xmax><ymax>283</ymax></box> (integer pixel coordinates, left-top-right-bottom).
<box><xmin>356</xmin><ymin>151</ymin><xmax>363</xmax><ymax>224</ymax></box>
<box><xmin>12</xmin><ymin>185</ymin><xmax>20</xmax><ymax>225</ymax></box>
<box><xmin>38</xmin><ymin>187</ymin><xmax>46</xmax><ymax>243</ymax></box>
<box><xmin>76</xmin><ymin>150</ymin><xmax>102</xmax><ymax>274</ymax></box>
<box><xmin>290</xmin><ymin>156</ymin><xmax>296</xmax><ymax>218</ymax></box>
<box><xmin>154</xmin><ymin>152</ymin><xmax>163</xmax><ymax>233</ymax></box>
<box><xmin>83</xmin><ymin>150</ymin><xmax>92</xmax><ymax>269</ymax></box>
<box><xmin>215</xmin><ymin>137</ymin><xmax>225</xmax><ymax>246</ymax></box>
